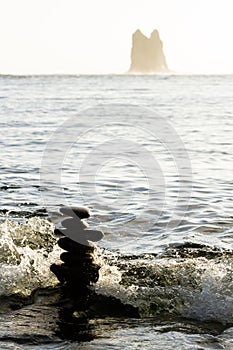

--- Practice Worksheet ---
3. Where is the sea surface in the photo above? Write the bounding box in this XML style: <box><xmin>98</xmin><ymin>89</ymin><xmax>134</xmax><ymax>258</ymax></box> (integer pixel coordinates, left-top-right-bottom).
<box><xmin>0</xmin><ymin>74</ymin><xmax>233</xmax><ymax>349</ymax></box>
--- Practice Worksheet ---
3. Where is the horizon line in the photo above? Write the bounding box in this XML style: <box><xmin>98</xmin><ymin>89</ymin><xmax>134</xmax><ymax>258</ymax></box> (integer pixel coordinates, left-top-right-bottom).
<box><xmin>1</xmin><ymin>72</ymin><xmax>233</xmax><ymax>78</ymax></box>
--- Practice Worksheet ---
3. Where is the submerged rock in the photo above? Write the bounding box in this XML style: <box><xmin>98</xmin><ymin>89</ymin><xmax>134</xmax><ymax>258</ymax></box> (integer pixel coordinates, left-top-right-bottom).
<box><xmin>129</xmin><ymin>29</ymin><xmax>168</xmax><ymax>73</ymax></box>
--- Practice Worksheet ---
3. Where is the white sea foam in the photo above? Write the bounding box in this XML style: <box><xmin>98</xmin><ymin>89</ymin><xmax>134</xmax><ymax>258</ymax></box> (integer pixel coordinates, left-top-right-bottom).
<box><xmin>94</xmin><ymin>252</ymin><xmax>233</xmax><ymax>324</ymax></box>
<box><xmin>0</xmin><ymin>217</ymin><xmax>62</xmax><ymax>296</ymax></box>
<box><xmin>1</xmin><ymin>217</ymin><xmax>233</xmax><ymax>325</ymax></box>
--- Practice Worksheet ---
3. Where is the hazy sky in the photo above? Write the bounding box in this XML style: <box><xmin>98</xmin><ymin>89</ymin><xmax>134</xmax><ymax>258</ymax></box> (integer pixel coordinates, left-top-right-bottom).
<box><xmin>0</xmin><ymin>0</ymin><xmax>233</xmax><ymax>74</ymax></box>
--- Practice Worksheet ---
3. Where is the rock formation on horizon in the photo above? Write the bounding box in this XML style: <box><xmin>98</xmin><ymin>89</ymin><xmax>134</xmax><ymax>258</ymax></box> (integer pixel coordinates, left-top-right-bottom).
<box><xmin>129</xmin><ymin>29</ymin><xmax>168</xmax><ymax>73</ymax></box>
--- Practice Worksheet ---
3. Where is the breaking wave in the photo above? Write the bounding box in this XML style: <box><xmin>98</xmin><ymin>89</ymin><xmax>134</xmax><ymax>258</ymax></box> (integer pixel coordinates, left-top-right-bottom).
<box><xmin>1</xmin><ymin>217</ymin><xmax>233</xmax><ymax>325</ymax></box>
<box><xmin>0</xmin><ymin>217</ymin><xmax>61</xmax><ymax>296</ymax></box>
<box><xmin>95</xmin><ymin>247</ymin><xmax>233</xmax><ymax>324</ymax></box>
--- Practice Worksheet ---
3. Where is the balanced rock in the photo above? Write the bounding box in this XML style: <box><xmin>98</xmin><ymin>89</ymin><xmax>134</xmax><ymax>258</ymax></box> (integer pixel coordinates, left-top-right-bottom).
<box><xmin>50</xmin><ymin>206</ymin><xmax>140</xmax><ymax>319</ymax></box>
<box><xmin>60</xmin><ymin>206</ymin><xmax>90</xmax><ymax>219</ymax></box>
<box><xmin>50</xmin><ymin>206</ymin><xmax>103</xmax><ymax>294</ymax></box>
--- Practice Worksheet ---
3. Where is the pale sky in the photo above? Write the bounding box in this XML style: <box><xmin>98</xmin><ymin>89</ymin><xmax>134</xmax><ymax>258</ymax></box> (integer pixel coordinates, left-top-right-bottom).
<box><xmin>0</xmin><ymin>0</ymin><xmax>233</xmax><ymax>74</ymax></box>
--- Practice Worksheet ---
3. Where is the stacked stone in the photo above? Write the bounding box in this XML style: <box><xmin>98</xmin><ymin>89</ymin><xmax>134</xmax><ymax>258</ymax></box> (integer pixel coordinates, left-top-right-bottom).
<box><xmin>50</xmin><ymin>206</ymin><xmax>103</xmax><ymax>301</ymax></box>
<box><xmin>50</xmin><ymin>207</ymin><xmax>140</xmax><ymax>319</ymax></box>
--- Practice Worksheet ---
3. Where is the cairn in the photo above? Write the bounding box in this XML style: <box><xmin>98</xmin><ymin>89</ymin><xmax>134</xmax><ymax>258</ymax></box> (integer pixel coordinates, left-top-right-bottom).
<box><xmin>50</xmin><ymin>206</ymin><xmax>139</xmax><ymax>318</ymax></box>
<box><xmin>50</xmin><ymin>206</ymin><xmax>103</xmax><ymax>311</ymax></box>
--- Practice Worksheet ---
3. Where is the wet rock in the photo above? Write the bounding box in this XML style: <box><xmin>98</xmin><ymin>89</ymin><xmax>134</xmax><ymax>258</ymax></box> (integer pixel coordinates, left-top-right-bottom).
<box><xmin>60</xmin><ymin>252</ymin><xmax>94</xmax><ymax>265</ymax></box>
<box><xmin>50</xmin><ymin>206</ymin><xmax>139</xmax><ymax>319</ymax></box>
<box><xmin>60</xmin><ymin>206</ymin><xmax>90</xmax><ymax>219</ymax></box>
<box><xmin>57</xmin><ymin>237</ymin><xmax>95</xmax><ymax>254</ymax></box>
<box><xmin>51</xmin><ymin>206</ymin><xmax>102</xmax><ymax>295</ymax></box>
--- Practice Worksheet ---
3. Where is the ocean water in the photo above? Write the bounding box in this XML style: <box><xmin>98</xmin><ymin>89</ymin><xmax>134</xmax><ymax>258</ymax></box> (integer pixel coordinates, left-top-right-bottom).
<box><xmin>0</xmin><ymin>74</ymin><xmax>233</xmax><ymax>349</ymax></box>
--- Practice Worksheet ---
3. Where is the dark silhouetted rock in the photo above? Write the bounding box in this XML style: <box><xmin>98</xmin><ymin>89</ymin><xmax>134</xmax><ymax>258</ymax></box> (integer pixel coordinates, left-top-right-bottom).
<box><xmin>129</xmin><ymin>29</ymin><xmax>168</xmax><ymax>73</ymax></box>
<box><xmin>60</xmin><ymin>206</ymin><xmax>90</xmax><ymax>219</ymax></box>
<box><xmin>57</xmin><ymin>236</ymin><xmax>95</xmax><ymax>254</ymax></box>
<box><xmin>51</xmin><ymin>206</ymin><xmax>102</xmax><ymax>293</ymax></box>
<box><xmin>50</xmin><ymin>206</ymin><xmax>139</xmax><ymax>319</ymax></box>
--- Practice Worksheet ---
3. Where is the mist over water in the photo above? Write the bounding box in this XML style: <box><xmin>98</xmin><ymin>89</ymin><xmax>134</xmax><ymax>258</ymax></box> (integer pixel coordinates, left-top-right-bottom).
<box><xmin>0</xmin><ymin>74</ymin><xmax>233</xmax><ymax>349</ymax></box>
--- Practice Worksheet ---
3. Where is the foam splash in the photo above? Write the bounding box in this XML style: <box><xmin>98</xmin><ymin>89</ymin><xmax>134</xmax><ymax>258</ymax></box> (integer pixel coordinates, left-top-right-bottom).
<box><xmin>94</xmin><ymin>251</ymin><xmax>233</xmax><ymax>324</ymax></box>
<box><xmin>1</xmin><ymin>217</ymin><xmax>233</xmax><ymax>325</ymax></box>
<box><xmin>0</xmin><ymin>217</ymin><xmax>61</xmax><ymax>296</ymax></box>
<box><xmin>182</xmin><ymin>259</ymin><xmax>233</xmax><ymax>323</ymax></box>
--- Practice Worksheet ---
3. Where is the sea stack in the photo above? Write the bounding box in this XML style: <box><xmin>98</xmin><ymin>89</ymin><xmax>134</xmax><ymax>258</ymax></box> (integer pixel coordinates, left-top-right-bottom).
<box><xmin>129</xmin><ymin>29</ymin><xmax>168</xmax><ymax>73</ymax></box>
